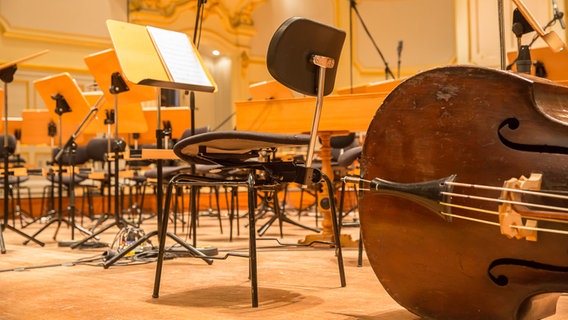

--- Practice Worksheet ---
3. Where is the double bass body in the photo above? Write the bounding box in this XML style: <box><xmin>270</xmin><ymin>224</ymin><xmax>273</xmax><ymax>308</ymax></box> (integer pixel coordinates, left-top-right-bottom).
<box><xmin>359</xmin><ymin>65</ymin><xmax>568</xmax><ymax>319</ymax></box>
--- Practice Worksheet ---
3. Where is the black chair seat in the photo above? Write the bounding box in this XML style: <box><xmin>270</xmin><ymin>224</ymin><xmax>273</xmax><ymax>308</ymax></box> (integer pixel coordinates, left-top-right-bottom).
<box><xmin>129</xmin><ymin>174</ymin><xmax>147</xmax><ymax>183</ymax></box>
<box><xmin>144</xmin><ymin>164</ymin><xmax>221</xmax><ymax>181</ymax></box>
<box><xmin>174</xmin><ymin>131</ymin><xmax>310</xmax><ymax>165</ymax></box>
<box><xmin>337</xmin><ymin>146</ymin><xmax>362</xmax><ymax>168</ymax></box>
<box><xmin>8</xmin><ymin>176</ymin><xmax>29</xmax><ymax>185</ymax></box>
<box><xmin>47</xmin><ymin>174</ymin><xmax>87</xmax><ymax>186</ymax></box>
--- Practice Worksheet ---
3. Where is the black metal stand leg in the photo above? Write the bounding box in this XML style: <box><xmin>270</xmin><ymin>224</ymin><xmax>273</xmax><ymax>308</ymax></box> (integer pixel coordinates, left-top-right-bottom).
<box><xmin>257</xmin><ymin>189</ymin><xmax>320</xmax><ymax>237</ymax></box>
<box><xmin>22</xmin><ymin>209</ymin><xmax>91</xmax><ymax>246</ymax></box>
<box><xmin>357</xmin><ymin>229</ymin><xmax>363</xmax><ymax>267</ymax></box>
<box><xmin>23</xmin><ymin>219</ymin><xmax>67</xmax><ymax>245</ymax></box>
<box><xmin>152</xmin><ymin>179</ymin><xmax>213</xmax><ymax>298</ymax></box>
<box><xmin>70</xmin><ymin>220</ymin><xmax>117</xmax><ymax>249</ymax></box>
<box><xmin>0</xmin><ymin>227</ymin><xmax>5</xmax><ymax>254</ymax></box>
<box><xmin>7</xmin><ymin>224</ymin><xmax>45</xmax><ymax>247</ymax></box>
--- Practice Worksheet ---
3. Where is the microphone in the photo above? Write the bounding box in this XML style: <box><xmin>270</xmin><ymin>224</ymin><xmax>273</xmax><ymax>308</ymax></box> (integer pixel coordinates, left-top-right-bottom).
<box><xmin>552</xmin><ymin>0</ymin><xmax>565</xmax><ymax>29</ymax></box>
<box><xmin>511</xmin><ymin>0</ymin><xmax>565</xmax><ymax>52</ymax></box>
<box><xmin>397</xmin><ymin>40</ymin><xmax>403</xmax><ymax>78</ymax></box>
<box><xmin>47</xmin><ymin>120</ymin><xmax>57</xmax><ymax>137</ymax></box>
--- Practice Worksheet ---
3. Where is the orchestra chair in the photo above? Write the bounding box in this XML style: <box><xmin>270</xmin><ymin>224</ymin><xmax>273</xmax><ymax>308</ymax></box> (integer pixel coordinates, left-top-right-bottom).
<box><xmin>0</xmin><ymin>134</ymin><xmax>33</xmax><ymax>227</ymax></box>
<box><xmin>144</xmin><ymin>165</ymin><xmax>191</xmax><ymax>233</ymax></box>
<box><xmin>40</xmin><ymin>146</ymin><xmax>90</xmax><ymax>224</ymax></box>
<box><xmin>10</xmin><ymin>129</ymin><xmax>34</xmax><ymax>227</ymax></box>
<box><xmin>8</xmin><ymin>171</ymin><xmax>33</xmax><ymax>228</ymax></box>
<box><xmin>122</xmin><ymin>160</ymin><xmax>150</xmax><ymax>225</ymax></box>
<box><xmin>153</xmin><ymin>16</ymin><xmax>347</xmax><ymax>307</ymax></box>
<box><xmin>47</xmin><ymin>145</ymin><xmax>92</xmax><ymax>224</ymax></box>
<box><xmin>171</xmin><ymin>127</ymin><xmax>223</xmax><ymax>235</ymax></box>
<box><xmin>142</xmin><ymin>126</ymin><xmax>223</xmax><ymax>234</ymax></box>
<box><xmin>122</xmin><ymin>135</ymin><xmax>160</xmax><ymax>225</ymax></box>
<box><xmin>84</xmin><ymin>137</ymin><xmax>126</xmax><ymax>228</ymax></box>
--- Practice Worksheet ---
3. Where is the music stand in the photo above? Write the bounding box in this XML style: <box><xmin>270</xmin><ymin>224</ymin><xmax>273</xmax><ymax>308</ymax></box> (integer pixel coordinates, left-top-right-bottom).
<box><xmin>0</xmin><ymin>50</ymin><xmax>48</xmax><ymax>253</ymax></box>
<box><xmin>27</xmin><ymin>72</ymin><xmax>93</xmax><ymax>244</ymax></box>
<box><xmin>70</xmin><ymin>48</ymin><xmax>154</xmax><ymax>249</ymax></box>
<box><xmin>99</xmin><ymin>20</ymin><xmax>216</xmax><ymax>268</ymax></box>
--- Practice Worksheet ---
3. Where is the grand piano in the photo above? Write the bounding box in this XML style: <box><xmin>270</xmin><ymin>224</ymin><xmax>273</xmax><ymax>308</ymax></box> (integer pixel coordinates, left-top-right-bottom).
<box><xmin>234</xmin><ymin>78</ymin><xmax>401</xmax><ymax>243</ymax></box>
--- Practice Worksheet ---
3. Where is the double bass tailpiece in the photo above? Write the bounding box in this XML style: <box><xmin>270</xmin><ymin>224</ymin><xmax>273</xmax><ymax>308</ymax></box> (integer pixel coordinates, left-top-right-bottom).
<box><xmin>342</xmin><ymin>175</ymin><xmax>456</xmax><ymax>221</ymax></box>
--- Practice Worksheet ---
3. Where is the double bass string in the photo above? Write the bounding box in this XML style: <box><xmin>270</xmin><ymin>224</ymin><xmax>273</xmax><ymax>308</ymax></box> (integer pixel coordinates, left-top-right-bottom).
<box><xmin>441</xmin><ymin>190</ymin><xmax>568</xmax><ymax>213</ymax></box>
<box><xmin>345</xmin><ymin>176</ymin><xmax>568</xmax><ymax>212</ymax></box>
<box><xmin>439</xmin><ymin>205</ymin><xmax>568</xmax><ymax>236</ymax></box>
<box><xmin>346</xmin><ymin>176</ymin><xmax>568</xmax><ymax>235</ymax></box>
<box><xmin>445</xmin><ymin>181</ymin><xmax>568</xmax><ymax>202</ymax></box>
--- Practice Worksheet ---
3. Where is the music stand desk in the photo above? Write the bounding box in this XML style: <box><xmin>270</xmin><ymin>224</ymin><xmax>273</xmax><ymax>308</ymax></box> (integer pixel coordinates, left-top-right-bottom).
<box><xmin>84</xmin><ymin>49</ymin><xmax>156</xmax><ymax>106</ymax></box>
<box><xmin>34</xmin><ymin>73</ymin><xmax>91</xmax><ymax>124</ymax></box>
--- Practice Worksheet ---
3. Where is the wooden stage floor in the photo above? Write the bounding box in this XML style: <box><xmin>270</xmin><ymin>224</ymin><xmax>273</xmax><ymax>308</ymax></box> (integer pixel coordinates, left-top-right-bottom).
<box><xmin>0</xmin><ymin>211</ymin><xmax>566</xmax><ymax>319</ymax></box>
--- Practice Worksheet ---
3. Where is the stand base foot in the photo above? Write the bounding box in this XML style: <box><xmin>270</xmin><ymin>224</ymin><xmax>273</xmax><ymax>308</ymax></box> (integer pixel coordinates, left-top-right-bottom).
<box><xmin>299</xmin><ymin>233</ymin><xmax>358</xmax><ymax>248</ymax></box>
<box><xmin>168</xmin><ymin>245</ymin><xmax>219</xmax><ymax>257</ymax></box>
<box><xmin>58</xmin><ymin>240</ymin><xmax>81</xmax><ymax>247</ymax></box>
<box><xmin>59</xmin><ymin>240</ymin><xmax>107</xmax><ymax>248</ymax></box>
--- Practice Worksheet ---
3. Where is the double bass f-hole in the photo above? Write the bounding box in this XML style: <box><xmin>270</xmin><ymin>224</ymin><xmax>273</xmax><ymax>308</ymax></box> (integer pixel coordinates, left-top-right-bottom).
<box><xmin>498</xmin><ymin>118</ymin><xmax>568</xmax><ymax>155</ymax></box>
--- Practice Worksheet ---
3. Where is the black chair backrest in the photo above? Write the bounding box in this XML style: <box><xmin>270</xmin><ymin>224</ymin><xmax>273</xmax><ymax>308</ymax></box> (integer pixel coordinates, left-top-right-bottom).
<box><xmin>0</xmin><ymin>134</ymin><xmax>17</xmax><ymax>155</ymax></box>
<box><xmin>267</xmin><ymin>17</ymin><xmax>346</xmax><ymax>96</ymax></box>
<box><xmin>330</xmin><ymin>133</ymin><xmax>356</xmax><ymax>149</ymax></box>
<box><xmin>337</xmin><ymin>146</ymin><xmax>362</xmax><ymax>168</ymax></box>
<box><xmin>181</xmin><ymin>126</ymin><xmax>210</xmax><ymax>139</ymax></box>
<box><xmin>52</xmin><ymin>146</ymin><xmax>89</xmax><ymax>166</ymax></box>
<box><xmin>87</xmin><ymin>138</ymin><xmax>125</xmax><ymax>162</ymax></box>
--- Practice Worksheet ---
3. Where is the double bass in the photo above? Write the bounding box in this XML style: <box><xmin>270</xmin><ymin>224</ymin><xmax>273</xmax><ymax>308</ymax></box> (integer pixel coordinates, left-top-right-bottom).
<box><xmin>358</xmin><ymin>65</ymin><xmax>568</xmax><ymax>319</ymax></box>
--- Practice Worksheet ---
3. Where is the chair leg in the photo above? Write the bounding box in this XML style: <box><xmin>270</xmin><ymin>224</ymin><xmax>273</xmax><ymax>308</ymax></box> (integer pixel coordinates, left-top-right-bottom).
<box><xmin>214</xmin><ymin>187</ymin><xmax>223</xmax><ymax>234</ymax></box>
<box><xmin>297</xmin><ymin>187</ymin><xmax>305</xmax><ymax>220</ymax></box>
<box><xmin>235</xmin><ymin>188</ymin><xmax>240</xmax><ymax>236</ymax></box>
<box><xmin>338</xmin><ymin>180</ymin><xmax>346</xmax><ymax>234</ymax></box>
<box><xmin>13</xmin><ymin>184</ymin><xmax>34</xmax><ymax>227</ymax></box>
<box><xmin>358</xmin><ymin>229</ymin><xmax>363</xmax><ymax>267</ymax></box>
<box><xmin>153</xmin><ymin>179</ymin><xmax>176</xmax><ymax>298</ymax></box>
<box><xmin>322</xmin><ymin>174</ymin><xmax>346</xmax><ymax>287</ymax></box>
<box><xmin>246</xmin><ymin>174</ymin><xmax>259</xmax><ymax>307</ymax></box>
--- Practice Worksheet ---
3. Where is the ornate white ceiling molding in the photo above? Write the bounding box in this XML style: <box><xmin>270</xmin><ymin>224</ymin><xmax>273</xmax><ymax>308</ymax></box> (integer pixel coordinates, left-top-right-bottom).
<box><xmin>129</xmin><ymin>0</ymin><xmax>266</xmax><ymax>48</ymax></box>
<box><xmin>129</xmin><ymin>0</ymin><xmax>192</xmax><ymax>17</ymax></box>
<box><xmin>0</xmin><ymin>16</ymin><xmax>110</xmax><ymax>48</ymax></box>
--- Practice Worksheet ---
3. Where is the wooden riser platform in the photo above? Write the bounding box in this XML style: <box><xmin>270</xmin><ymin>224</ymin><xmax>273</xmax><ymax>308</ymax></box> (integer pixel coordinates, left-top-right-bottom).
<box><xmin>0</xmin><ymin>185</ymin><xmax>359</xmax><ymax>220</ymax></box>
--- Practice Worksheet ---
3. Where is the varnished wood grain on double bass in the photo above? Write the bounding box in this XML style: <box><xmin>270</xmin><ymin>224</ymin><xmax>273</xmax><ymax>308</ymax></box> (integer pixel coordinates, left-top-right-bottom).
<box><xmin>359</xmin><ymin>65</ymin><xmax>568</xmax><ymax>320</ymax></box>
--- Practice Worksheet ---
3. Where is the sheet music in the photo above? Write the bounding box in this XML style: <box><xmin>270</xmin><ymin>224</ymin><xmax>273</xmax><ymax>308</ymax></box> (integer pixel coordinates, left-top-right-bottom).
<box><xmin>147</xmin><ymin>26</ymin><xmax>213</xmax><ymax>88</ymax></box>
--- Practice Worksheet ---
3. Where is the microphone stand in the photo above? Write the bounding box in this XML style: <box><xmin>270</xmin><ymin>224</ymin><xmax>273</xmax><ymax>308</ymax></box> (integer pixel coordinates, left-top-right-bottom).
<box><xmin>498</xmin><ymin>0</ymin><xmax>507</xmax><ymax>70</ymax></box>
<box><xmin>349</xmin><ymin>0</ymin><xmax>395</xmax><ymax>80</ymax></box>
<box><xmin>0</xmin><ymin>64</ymin><xmax>45</xmax><ymax>253</ymax></box>
<box><xmin>511</xmin><ymin>9</ymin><xmax>534</xmax><ymax>74</ymax></box>
<box><xmin>349</xmin><ymin>0</ymin><xmax>354</xmax><ymax>93</ymax></box>
<box><xmin>25</xmin><ymin>95</ymin><xmax>99</xmax><ymax>245</ymax></box>
<box><xmin>506</xmin><ymin>7</ymin><xmax>565</xmax><ymax>73</ymax></box>
<box><xmin>70</xmin><ymin>73</ymin><xmax>136</xmax><ymax>250</ymax></box>
<box><xmin>54</xmin><ymin>99</ymin><xmax>102</xmax><ymax>242</ymax></box>
<box><xmin>188</xmin><ymin>0</ymin><xmax>206</xmax><ymax>247</ymax></box>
